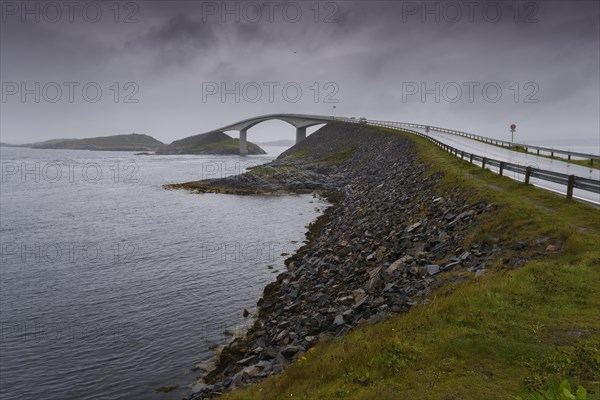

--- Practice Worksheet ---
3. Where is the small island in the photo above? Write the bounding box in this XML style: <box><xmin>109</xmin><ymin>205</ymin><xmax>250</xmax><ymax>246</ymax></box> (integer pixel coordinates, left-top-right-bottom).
<box><xmin>25</xmin><ymin>133</ymin><xmax>165</xmax><ymax>151</ymax></box>
<box><xmin>6</xmin><ymin>132</ymin><xmax>266</xmax><ymax>155</ymax></box>
<box><xmin>156</xmin><ymin>131</ymin><xmax>266</xmax><ymax>155</ymax></box>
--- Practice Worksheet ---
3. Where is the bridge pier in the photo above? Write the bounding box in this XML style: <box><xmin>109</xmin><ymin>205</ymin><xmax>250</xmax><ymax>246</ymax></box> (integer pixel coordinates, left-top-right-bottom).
<box><xmin>296</xmin><ymin>127</ymin><xmax>306</xmax><ymax>143</ymax></box>
<box><xmin>239</xmin><ymin>128</ymin><xmax>248</xmax><ymax>156</ymax></box>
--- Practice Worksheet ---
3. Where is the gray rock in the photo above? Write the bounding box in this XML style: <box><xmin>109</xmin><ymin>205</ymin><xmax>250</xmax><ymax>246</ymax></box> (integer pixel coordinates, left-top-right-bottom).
<box><xmin>353</xmin><ymin>294</ymin><xmax>370</xmax><ymax>309</ymax></box>
<box><xmin>242</xmin><ymin>365</ymin><xmax>261</xmax><ymax>379</ymax></box>
<box><xmin>260</xmin><ymin>347</ymin><xmax>278</xmax><ymax>359</ymax></box>
<box><xmin>191</xmin><ymin>383</ymin><xmax>210</xmax><ymax>395</ymax></box>
<box><xmin>426</xmin><ymin>264</ymin><xmax>440</xmax><ymax>275</ymax></box>
<box><xmin>277</xmin><ymin>321</ymin><xmax>291</xmax><ymax>329</ymax></box>
<box><xmin>237</xmin><ymin>355</ymin><xmax>259</xmax><ymax>366</ymax></box>
<box><xmin>304</xmin><ymin>335</ymin><xmax>316</xmax><ymax>344</ymax></box>
<box><xmin>386</xmin><ymin>259</ymin><xmax>403</xmax><ymax>275</ymax></box>
<box><xmin>406</xmin><ymin>222</ymin><xmax>422</xmax><ymax>233</ymax></box>
<box><xmin>352</xmin><ymin>288</ymin><xmax>366</xmax><ymax>303</ymax></box>
<box><xmin>399</xmin><ymin>254</ymin><xmax>415</xmax><ymax>264</ymax></box>
<box><xmin>309</xmin><ymin>292</ymin><xmax>330</xmax><ymax>305</ymax></box>
<box><xmin>256</xmin><ymin>360</ymin><xmax>273</xmax><ymax>372</ymax></box>
<box><xmin>231</xmin><ymin>372</ymin><xmax>243</xmax><ymax>386</ymax></box>
<box><xmin>282</xmin><ymin>345</ymin><xmax>302</xmax><ymax>357</ymax></box>
<box><xmin>338</xmin><ymin>295</ymin><xmax>354</xmax><ymax>305</ymax></box>
<box><xmin>443</xmin><ymin>261</ymin><xmax>461</xmax><ymax>271</ymax></box>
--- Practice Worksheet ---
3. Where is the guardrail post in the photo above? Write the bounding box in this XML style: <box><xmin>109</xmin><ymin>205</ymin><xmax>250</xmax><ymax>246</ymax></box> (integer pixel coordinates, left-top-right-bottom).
<box><xmin>499</xmin><ymin>162</ymin><xmax>504</xmax><ymax>176</ymax></box>
<box><xmin>525</xmin><ymin>166</ymin><xmax>532</xmax><ymax>184</ymax></box>
<box><xmin>537</xmin><ymin>149</ymin><xmax>539</xmax><ymax>155</ymax></box>
<box><xmin>469</xmin><ymin>154</ymin><xmax>473</xmax><ymax>164</ymax></box>
<box><xmin>568</xmin><ymin>154</ymin><xmax>571</xmax><ymax>161</ymax></box>
<box><xmin>482</xmin><ymin>157</ymin><xmax>486</xmax><ymax>169</ymax></box>
<box><xmin>566</xmin><ymin>175</ymin><xmax>575</xmax><ymax>200</ymax></box>
<box><xmin>461</xmin><ymin>151</ymin><xmax>464</xmax><ymax>160</ymax></box>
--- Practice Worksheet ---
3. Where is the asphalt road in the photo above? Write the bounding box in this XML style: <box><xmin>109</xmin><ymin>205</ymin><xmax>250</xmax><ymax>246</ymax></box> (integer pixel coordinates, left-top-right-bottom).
<box><xmin>407</xmin><ymin>127</ymin><xmax>600</xmax><ymax>205</ymax></box>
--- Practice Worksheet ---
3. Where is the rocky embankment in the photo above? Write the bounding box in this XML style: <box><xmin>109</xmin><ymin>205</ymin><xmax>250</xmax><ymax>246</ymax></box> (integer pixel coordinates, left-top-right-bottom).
<box><xmin>171</xmin><ymin>122</ymin><xmax>498</xmax><ymax>399</ymax></box>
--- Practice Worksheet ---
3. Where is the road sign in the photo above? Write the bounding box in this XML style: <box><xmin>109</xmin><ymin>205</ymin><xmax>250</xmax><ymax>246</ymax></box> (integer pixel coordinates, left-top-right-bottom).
<box><xmin>510</xmin><ymin>124</ymin><xmax>516</xmax><ymax>144</ymax></box>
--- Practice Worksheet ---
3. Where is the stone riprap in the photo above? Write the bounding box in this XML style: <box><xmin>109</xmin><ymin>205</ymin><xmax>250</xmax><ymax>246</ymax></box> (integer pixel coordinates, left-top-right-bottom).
<box><xmin>169</xmin><ymin>123</ymin><xmax>496</xmax><ymax>399</ymax></box>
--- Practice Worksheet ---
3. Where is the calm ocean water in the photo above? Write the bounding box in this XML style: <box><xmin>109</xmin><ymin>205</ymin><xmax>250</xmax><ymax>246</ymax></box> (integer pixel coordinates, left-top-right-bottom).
<box><xmin>0</xmin><ymin>146</ymin><xmax>326</xmax><ymax>400</ymax></box>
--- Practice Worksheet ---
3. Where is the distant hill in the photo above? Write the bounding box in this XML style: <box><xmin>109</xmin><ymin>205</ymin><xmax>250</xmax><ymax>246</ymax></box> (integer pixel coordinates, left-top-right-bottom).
<box><xmin>28</xmin><ymin>134</ymin><xmax>164</xmax><ymax>151</ymax></box>
<box><xmin>255</xmin><ymin>139</ymin><xmax>296</xmax><ymax>147</ymax></box>
<box><xmin>0</xmin><ymin>142</ymin><xmax>24</xmax><ymax>147</ymax></box>
<box><xmin>157</xmin><ymin>132</ymin><xmax>266</xmax><ymax>155</ymax></box>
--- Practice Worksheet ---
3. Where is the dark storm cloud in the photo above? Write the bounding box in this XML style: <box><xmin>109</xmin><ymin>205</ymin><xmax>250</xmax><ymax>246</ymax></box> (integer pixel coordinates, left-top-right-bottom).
<box><xmin>0</xmin><ymin>0</ymin><xmax>598</xmax><ymax>144</ymax></box>
<box><xmin>125</xmin><ymin>13</ymin><xmax>219</xmax><ymax>68</ymax></box>
<box><xmin>0</xmin><ymin>22</ymin><xmax>115</xmax><ymax>79</ymax></box>
<box><xmin>326</xmin><ymin>1</ymin><xmax>599</xmax><ymax>105</ymax></box>
<box><xmin>131</xmin><ymin>13</ymin><xmax>217</xmax><ymax>48</ymax></box>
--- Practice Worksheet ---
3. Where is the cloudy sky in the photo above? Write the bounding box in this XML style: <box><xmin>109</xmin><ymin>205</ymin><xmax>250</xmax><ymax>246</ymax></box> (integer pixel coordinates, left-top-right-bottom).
<box><xmin>1</xmin><ymin>0</ymin><xmax>598</xmax><ymax>145</ymax></box>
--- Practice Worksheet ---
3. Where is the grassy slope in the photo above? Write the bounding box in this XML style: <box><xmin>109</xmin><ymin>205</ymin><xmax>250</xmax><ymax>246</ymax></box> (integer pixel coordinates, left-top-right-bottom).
<box><xmin>220</xmin><ymin>128</ymin><xmax>600</xmax><ymax>400</ymax></box>
<box><xmin>191</xmin><ymin>139</ymin><xmax>265</xmax><ymax>154</ymax></box>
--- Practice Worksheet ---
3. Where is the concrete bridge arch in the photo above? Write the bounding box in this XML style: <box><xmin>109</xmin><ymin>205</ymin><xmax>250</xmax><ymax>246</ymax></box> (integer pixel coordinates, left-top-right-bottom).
<box><xmin>212</xmin><ymin>114</ymin><xmax>336</xmax><ymax>155</ymax></box>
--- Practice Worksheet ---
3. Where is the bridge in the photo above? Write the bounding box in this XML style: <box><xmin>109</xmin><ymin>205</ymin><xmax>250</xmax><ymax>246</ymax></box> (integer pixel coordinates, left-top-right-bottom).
<box><xmin>206</xmin><ymin>113</ymin><xmax>600</xmax><ymax>204</ymax></box>
<box><xmin>210</xmin><ymin>113</ymin><xmax>337</xmax><ymax>155</ymax></box>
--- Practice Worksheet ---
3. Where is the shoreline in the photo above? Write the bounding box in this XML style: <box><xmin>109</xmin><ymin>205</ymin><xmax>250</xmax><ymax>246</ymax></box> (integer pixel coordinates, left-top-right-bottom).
<box><xmin>168</xmin><ymin>122</ymin><xmax>496</xmax><ymax>399</ymax></box>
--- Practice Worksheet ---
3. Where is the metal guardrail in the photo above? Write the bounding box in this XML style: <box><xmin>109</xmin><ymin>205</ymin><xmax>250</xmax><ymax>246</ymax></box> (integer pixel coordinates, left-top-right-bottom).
<box><xmin>408</xmin><ymin>123</ymin><xmax>599</xmax><ymax>163</ymax></box>
<box><xmin>334</xmin><ymin>117</ymin><xmax>600</xmax><ymax>202</ymax></box>
<box><xmin>335</xmin><ymin>117</ymin><xmax>599</xmax><ymax>164</ymax></box>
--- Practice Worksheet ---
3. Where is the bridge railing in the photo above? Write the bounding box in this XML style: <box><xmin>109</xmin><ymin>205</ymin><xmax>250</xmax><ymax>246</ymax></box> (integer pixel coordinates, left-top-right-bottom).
<box><xmin>333</xmin><ymin>117</ymin><xmax>599</xmax><ymax>163</ymax></box>
<box><xmin>333</xmin><ymin>117</ymin><xmax>600</xmax><ymax>202</ymax></box>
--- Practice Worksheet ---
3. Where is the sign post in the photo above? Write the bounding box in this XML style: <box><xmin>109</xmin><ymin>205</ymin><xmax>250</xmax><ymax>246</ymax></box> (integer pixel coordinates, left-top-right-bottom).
<box><xmin>510</xmin><ymin>124</ymin><xmax>516</xmax><ymax>146</ymax></box>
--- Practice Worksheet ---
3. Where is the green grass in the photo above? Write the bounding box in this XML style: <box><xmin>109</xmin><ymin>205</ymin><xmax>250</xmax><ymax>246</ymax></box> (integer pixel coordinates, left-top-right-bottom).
<box><xmin>249</xmin><ymin>165</ymin><xmax>302</xmax><ymax>178</ymax></box>
<box><xmin>289</xmin><ymin>149</ymin><xmax>310</xmax><ymax>159</ymax></box>
<box><xmin>288</xmin><ymin>147</ymin><xmax>357</xmax><ymax>164</ymax></box>
<box><xmin>189</xmin><ymin>139</ymin><xmax>263</xmax><ymax>154</ymax></box>
<box><xmin>219</xmin><ymin>128</ymin><xmax>600</xmax><ymax>400</ymax></box>
<box><xmin>322</xmin><ymin>147</ymin><xmax>357</xmax><ymax>165</ymax></box>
